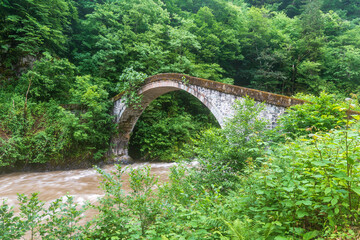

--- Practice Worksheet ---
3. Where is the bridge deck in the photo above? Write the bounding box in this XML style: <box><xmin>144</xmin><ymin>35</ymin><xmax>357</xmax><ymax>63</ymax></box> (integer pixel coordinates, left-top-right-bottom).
<box><xmin>112</xmin><ymin>73</ymin><xmax>307</xmax><ymax>107</ymax></box>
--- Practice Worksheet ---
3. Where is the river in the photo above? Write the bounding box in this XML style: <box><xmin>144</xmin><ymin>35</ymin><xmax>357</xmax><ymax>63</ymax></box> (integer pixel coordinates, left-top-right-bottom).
<box><xmin>0</xmin><ymin>162</ymin><xmax>176</xmax><ymax>209</ymax></box>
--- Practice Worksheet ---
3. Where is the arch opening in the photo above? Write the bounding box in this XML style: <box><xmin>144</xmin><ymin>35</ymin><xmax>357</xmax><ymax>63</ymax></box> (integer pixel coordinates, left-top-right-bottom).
<box><xmin>112</xmin><ymin>79</ymin><xmax>225</xmax><ymax>159</ymax></box>
<box><xmin>128</xmin><ymin>90</ymin><xmax>220</xmax><ymax>161</ymax></box>
<box><xmin>112</xmin><ymin>73</ymin><xmax>296</xmax><ymax>160</ymax></box>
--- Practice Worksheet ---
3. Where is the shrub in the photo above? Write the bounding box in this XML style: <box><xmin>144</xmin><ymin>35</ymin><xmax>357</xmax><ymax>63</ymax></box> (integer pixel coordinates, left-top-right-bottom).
<box><xmin>224</xmin><ymin>123</ymin><xmax>360</xmax><ymax>238</ymax></box>
<box><xmin>0</xmin><ymin>193</ymin><xmax>86</xmax><ymax>240</ymax></box>
<box><xmin>86</xmin><ymin>165</ymin><xmax>161</xmax><ymax>239</ymax></box>
<box><xmin>185</xmin><ymin>96</ymin><xmax>269</xmax><ymax>191</ymax></box>
<box><xmin>117</xmin><ymin>67</ymin><xmax>147</xmax><ymax>108</ymax></box>
<box><xmin>129</xmin><ymin>91</ymin><xmax>219</xmax><ymax>162</ymax></box>
<box><xmin>0</xmin><ymin>74</ymin><xmax>114</xmax><ymax>168</ymax></box>
<box><xmin>277</xmin><ymin>92</ymin><xmax>348</xmax><ymax>138</ymax></box>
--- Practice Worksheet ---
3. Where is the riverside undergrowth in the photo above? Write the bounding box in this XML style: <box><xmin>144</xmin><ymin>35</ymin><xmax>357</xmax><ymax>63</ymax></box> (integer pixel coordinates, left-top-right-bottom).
<box><xmin>2</xmin><ymin>95</ymin><xmax>360</xmax><ymax>239</ymax></box>
<box><xmin>222</xmin><ymin>125</ymin><xmax>360</xmax><ymax>239</ymax></box>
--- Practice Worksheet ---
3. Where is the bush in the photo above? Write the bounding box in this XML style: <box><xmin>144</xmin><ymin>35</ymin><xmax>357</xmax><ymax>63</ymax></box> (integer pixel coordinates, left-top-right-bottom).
<box><xmin>0</xmin><ymin>97</ymin><xmax>72</xmax><ymax>167</ymax></box>
<box><xmin>223</xmin><ymin>123</ymin><xmax>360</xmax><ymax>238</ymax></box>
<box><xmin>86</xmin><ymin>165</ymin><xmax>161</xmax><ymax>239</ymax></box>
<box><xmin>16</xmin><ymin>53</ymin><xmax>77</xmax><ymax>103</ymax></box>
<box><xmin>0</xmin><ymin>193</ymin><xmax>87</xmax><ymax>240</ymax></box>
<box><xmin>277</xmin><ymin>92</ymin><xmax>348</xmax><ymax>138</ymax></box>
<box><xmin>86</xmin><ymin>164</ymin><xmax>227</xmax><ymax>239</ymax></box>
<box><xmin>129</xmin><ymin>91</ymin><xmax>218</xmax><ymax>161</ymax></box>
<box><xmin>185</xmin><ymin>96</ymin><xmax>269</xmax><ymax>191</ymax></box>
<box><xmin>0</xmin><ymin>74</ymin><xmax>114</xmax><ymax>168</ymax></box>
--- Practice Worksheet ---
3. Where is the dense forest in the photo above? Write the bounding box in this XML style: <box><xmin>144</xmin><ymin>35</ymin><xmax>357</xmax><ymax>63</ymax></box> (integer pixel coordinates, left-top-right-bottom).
<box><xmin>1</xmin><ymin>0</ymin><xmax>360</xmax><ymax>167</ymax></box>
<box><xmin>1</xmin><ymin>0</ymin><xmax>360</xmax><ymax>238</ymax></box>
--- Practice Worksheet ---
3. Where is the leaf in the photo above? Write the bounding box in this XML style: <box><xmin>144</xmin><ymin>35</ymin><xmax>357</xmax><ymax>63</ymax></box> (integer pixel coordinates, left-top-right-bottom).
<box><xmin>331</xmin><ymin>198</ymin><xmax>338</xmax><ymax>206</ymax></box>
<box><xmin>352</xmin><ymin>115</ymin><xmax>360</xmax><ymax>120</ymax></box>
<box><xmin>352</xmin><ymin>187</ymin><xmax>360</xmax><ymax>196</ymax></box>
<box><xmin>296</xmin><ymin>210</ymin><xmax>308</xmax><ymax>218</ymax></box>
<box><xmin>347</xmin><ymin>157</ymin><xmax>355</xmax><ymax>165</ymax></box>
<box><xmin>333</xmin><ymin>172</ymin><xmax>347</xmax><ymax>178</ymax></box>
<box><xmin>275</xmin><ymin>237</ymin><xmax>290</xmax><ymax>240</ymax></box>
<box><xmin>256</xmin><ymin>190</ymin><xmax>264</xmax><ymax>194</ymax></box>
<box><xmin>283</xmin><ymin>186</ymin><xmax>294</xmax><ymax>192</ymax></box>
<box><xmin>303</xmin><ymin>230</ymin><xmax>319</xmax><ymax>240</ymax></box>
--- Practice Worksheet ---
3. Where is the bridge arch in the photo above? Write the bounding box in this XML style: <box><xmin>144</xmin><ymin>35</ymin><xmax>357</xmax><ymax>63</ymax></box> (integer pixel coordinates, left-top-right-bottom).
<box><xmin>111</xmin><ymin>73</ymin><xmax>306</xmax><ymax>159</ymax></box>
<box><xmin>112</xmin><ymin>78</ymin><xmax>225</xmax><ymax>158</ymax></box>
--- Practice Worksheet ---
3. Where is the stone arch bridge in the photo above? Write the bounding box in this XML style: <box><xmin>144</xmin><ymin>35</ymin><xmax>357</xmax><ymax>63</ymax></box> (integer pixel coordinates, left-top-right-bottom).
<box><xmin>111</xmin><ymin>73</ymin><xmax>306</xmax><ymax>159</ymax></box>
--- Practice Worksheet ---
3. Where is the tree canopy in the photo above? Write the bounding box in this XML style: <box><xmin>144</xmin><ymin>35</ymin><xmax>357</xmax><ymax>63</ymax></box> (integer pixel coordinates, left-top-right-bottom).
<box><xmin>1</xmin><ymin>0</ymin><xmax>360</xmax><ymax>165</ymax></box>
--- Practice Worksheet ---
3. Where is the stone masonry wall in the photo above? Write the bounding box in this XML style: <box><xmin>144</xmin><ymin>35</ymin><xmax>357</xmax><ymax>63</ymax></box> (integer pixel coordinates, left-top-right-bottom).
<box><xmin>111</xmin><ymin>74</ymin><xmax>291</xmax><ymax>159</ymax></box>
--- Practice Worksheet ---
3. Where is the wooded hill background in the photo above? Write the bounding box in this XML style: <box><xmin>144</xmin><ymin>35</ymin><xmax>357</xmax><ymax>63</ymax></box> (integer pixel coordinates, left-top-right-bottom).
<box><xmin>1</xmin><ymin>0</ymin><xmax>360</xmax><ymax>167</ymax></box>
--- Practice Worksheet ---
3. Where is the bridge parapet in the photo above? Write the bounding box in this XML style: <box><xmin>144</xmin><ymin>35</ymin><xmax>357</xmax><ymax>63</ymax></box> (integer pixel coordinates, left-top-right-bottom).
<box><xmin>145</xmin><ymin>73</ymin><xmax>307</xmax><ymax>107</ymax></box>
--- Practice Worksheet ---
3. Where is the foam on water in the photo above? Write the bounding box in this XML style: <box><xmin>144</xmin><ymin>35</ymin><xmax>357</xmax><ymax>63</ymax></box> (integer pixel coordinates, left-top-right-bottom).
<box><xmin>0</xmin><ymin>162</ymin><xmax>175</xmax><ymax>208</ymax></box>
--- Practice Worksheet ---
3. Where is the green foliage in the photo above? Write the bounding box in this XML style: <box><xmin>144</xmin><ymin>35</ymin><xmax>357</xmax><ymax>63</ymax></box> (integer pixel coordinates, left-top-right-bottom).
<box><xmin>0</xmin><ymin>95</ymin><xmax>70</xmax><ymax>167</ymax></box>
<box><xmin>38</xmin><ymin>196</ymin><xmax>87</xmax><ymax>239</ymax></box>
<box><xmin>73</xmin><ymin>0</ymin><xmax>169</xmax><ymax>83</ymax></box>
<box><xmin>86</xmin><ymin>165</ymin><xmax>161</xmax><ymax>239</ymax></box>
<box><xmin>69</xmin><ymin>75</ymin><xmax>114</xmax><ymax>158</ymax></box>
<box><xmin>117</xmin><ymin>67</ymin><xmax>147</xmax><ymax>108</ymax></box>
<box><xmin>128</xmin><ymin>166</ymin><xmax>160</xmax><ymax>235</ymax></box>
<box><xmin>17</xmin><ymin>53</ymin><xmax>77</xmax><ymax>102</ymax></box>
<box><xmin>277</xmin><ymin>92</ymin><xmax>347</xmax><ymax>138</ymax></box>
<box><xmin>218</xmin><ymin>217</ymin><xmax>274</xmax><ymax>240</ymax></box>
<box><xmin>2</xmin><ymin>0</ymin><xmax>360</xmax><ymax>95</ymax></box>
<box><xmin>185</xmin><ymin>96</ymin><xmax>269</xmax><ymax>191</ymax></box>
<box><xmin>245</xmin><ymin>0</ymin><xmax>360</xmax><ymax>20</ymax></box>
<box><xmin>133</xmin><ymin>113</ymin><xmax>197</xmax><ymax>161</ymax></box>
<box><xmin>0</xmin><ymin>200</ymin><xmax>24</xmax><ymax>239</ymax></box>
<box><xmin>223</xmin><ymin>123</ymin><xmax>360</xmax><ymax>238</ymax></box>
<box><xmin>0</xmin><ymin>0</ymin><xmax>77</xmax><ymax>82</ymax></box>
<box><xmin>129</xmin><ymin>91</ymin><xmax>219</xmax><ymax>161</ymax></box>
<box><xmin>151</xmin><ymin>164</ymin><xmax>226</xmax><ymax>239</ymax></box>
<box><xmin>0</xmin><ymin>74</ymin><xmax>114</xmax><ymax>167</ymax></box>
<box><xmin>85</xmin><ymin>166</ymin><xmax>129</xmax><ymax>239</ymax></box>
<box><xmin>85</xmin><ymin>164</ymin><xmax>226</xmax><ymax>239</ymax></box>
<box><xmin>0</xmin><ymin>193</ymin><xmax>86</xmax><ymax>240</ymax></box>
<box><xmin>4</xmin><ymin>111</ymin><xmax>360</xmax><ymax>239</ymax></box>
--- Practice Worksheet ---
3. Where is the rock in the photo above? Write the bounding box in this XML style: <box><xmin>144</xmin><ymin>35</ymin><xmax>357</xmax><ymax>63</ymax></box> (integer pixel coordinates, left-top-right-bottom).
<box><xmin>115</xmin><ymin>155</ymin><xmax>134</xmax><ymax>165</ymax></box>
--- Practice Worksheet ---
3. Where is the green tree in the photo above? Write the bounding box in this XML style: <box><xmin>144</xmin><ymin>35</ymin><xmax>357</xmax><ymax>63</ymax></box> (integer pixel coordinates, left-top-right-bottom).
<box><xmin>277</xmin><ymin>92</ymin><xmax>348</xmax><ymax>138</ymax></box>
<box><xmin>69</xmin><ymin>75</ymin><xmax>114</xmax><ymax>159</ymax></box>
<box><xmin>129</xmin><ymin>91</ymin><xmax>218</xmax><ymax>161</ymax></box>
<box><xmin>186</xmin><ymin>96</ymin><xmax>269</xmax><ymax>191</ymax></box>
<box><xmin>322</xmin><ymin>24</ymin><xmax>360</xmax><ymax>94</ymax></box>
<box><xmin>16</xmin><ymin>53</ymin><xmax>77</xmax><ymax>103</ymax></box>
<box><xmin>0</xmin><ymin>0</ymin><xmax>77</xmax><ymax>83</ymax></box>
<box><xmin>73</xmin><ymin>0</ymin><xmax>169</xmax><ymax>85</ymax></box>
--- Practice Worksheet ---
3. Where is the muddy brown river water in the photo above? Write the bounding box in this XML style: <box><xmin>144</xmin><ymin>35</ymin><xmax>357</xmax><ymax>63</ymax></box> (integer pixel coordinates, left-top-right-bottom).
<box><xmin>0</xmin><ymin>162</ymin><xmax>177</xmax><ymax>208</ymax></box>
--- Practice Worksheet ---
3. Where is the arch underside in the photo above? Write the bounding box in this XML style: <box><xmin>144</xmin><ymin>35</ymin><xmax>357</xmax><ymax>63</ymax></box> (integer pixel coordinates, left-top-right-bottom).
<box><xmin>111</xmin><ymin>80</ymin><xmax>224</xmax><ymax>158</ymax></box>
